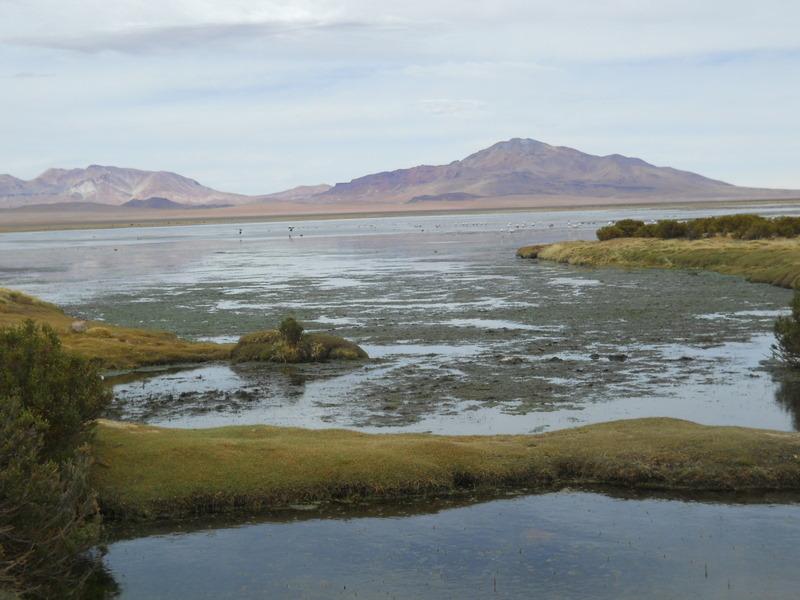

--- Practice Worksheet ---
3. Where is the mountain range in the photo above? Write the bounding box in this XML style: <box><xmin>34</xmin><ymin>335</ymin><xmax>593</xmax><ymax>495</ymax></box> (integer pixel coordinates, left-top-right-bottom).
<box><xmin>1</xmin><ymin>139</ymin><xmax>797</xmax><ymax>211</ymax></box>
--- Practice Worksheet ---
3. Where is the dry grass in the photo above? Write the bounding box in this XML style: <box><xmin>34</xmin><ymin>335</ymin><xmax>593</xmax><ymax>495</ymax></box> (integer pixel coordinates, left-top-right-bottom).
<box><xmin>0</xmin><ymin>288</ymin><xmax>231</xmax><ymax>370</ymax></box>
<box><xmin>91</xmin><ymin>417</ymin><xmax>800</xmax><ymax>520</ymax></box>
<box><xmin>527</xmin><ymin>237</ymin><xmax>800</xmax><ymax>288</ymax></box>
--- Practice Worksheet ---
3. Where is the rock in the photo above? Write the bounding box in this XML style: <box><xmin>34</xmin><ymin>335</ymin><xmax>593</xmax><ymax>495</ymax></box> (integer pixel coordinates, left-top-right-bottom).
<box><xmin>608</xmin><ymin>354</ymin><xmax>627</xmax><ymax>362</ymax></box>
<box><xmin>70</xmin><ymin>320</ymin><xmax>88</xmax><ymax>333</ymax></box>
<box><xmin>678</xmin><ymin>356</ymin><xmax>694</xmax><ymax>362</ymax></box>
<box><xmin>548</xmin><ymin>356</ymin><xmax>564</xmax><ymax>363</ymax></box>
<box><xmin>589</xmin><ymin>353</ymin><xmax>601</xmax><ymax>360</ymax></box>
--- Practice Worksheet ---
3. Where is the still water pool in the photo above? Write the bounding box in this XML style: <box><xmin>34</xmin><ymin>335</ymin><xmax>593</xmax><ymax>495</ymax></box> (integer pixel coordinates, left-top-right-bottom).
<box><xmin>100</xmin><ymin>491</ymin><xmax>800</xmax><ymax>599</ymax></box>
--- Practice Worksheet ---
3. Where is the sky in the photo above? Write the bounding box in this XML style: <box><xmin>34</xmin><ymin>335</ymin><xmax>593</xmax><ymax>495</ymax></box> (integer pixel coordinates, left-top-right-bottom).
<box><xmin>1</xmin><ymin>0</ymin><xmax>799</xmax><ymax>194</ymax></box>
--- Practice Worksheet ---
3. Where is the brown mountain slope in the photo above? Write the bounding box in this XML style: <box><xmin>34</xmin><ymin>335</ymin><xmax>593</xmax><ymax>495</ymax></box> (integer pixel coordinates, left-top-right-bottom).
<box><xmin>0</xmin><ymin>165</ymin><xmax>250</xmax><ymax>208</ymax></box>
<box><xmin>316</xmin><ymin>138</ymin><xmax>798</xmax><ymax>204</ymax></box>
<box><xmin>2</xmin><ymin>139</ymin><xmax>797</xmax><ymax>211</ymax></box>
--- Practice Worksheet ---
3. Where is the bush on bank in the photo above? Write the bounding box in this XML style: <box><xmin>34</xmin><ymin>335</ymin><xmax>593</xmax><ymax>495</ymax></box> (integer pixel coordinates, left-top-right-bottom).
<box><xmin>0</xmin><ymin>321</ymin><xmax>111</xmax><ymax>598</ymax></box>
<box><xmin>596</xmin><ymin>214</ymin><xmax>800</xmax><ymax>242</ymax></box>
<box><xmin>775</xmin><ymin>292</ymin><xmax>800</xmax><ymax>368</ymax></box>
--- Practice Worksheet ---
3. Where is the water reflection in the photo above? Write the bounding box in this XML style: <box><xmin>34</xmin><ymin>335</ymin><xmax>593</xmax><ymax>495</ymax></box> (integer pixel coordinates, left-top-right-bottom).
<box><xmin>95</xmin><ymin>491</ymin><xmax>800</xmax><ymax>600</ymax></box>
<box><xmin>773</xmin><ymin>370</ymin><xmax>800</xmax><ymax>430</ymax></box>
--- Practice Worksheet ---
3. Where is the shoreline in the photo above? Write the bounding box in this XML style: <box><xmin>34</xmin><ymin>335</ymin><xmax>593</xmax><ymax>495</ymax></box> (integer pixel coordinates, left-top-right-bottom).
<box><xmin>2</xmin><ymin>197</ymin><xmax>800</xmax><ymax>235</ymax></box>
<box><xmin>520</xmin><ymin>237</ymin><xmax>800</xmax><ymax>289</ymax></box>
<box><xmin>92</xmin><ymin>417</ymin><xmax>800</xmax><ymax>522</ymax></box>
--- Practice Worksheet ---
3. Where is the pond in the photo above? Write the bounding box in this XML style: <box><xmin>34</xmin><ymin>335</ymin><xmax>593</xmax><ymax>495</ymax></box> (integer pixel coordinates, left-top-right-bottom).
<box><xmin>97</xmin><ymin>491</ymin><xmax>800</xmax><ymax>599</ymax></box>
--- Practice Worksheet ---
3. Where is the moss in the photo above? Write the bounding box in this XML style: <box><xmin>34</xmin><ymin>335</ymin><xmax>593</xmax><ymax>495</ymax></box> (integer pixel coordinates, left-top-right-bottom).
<box><xmin>91</xmin><ymin>417</ymin><xmax>800</xmax><ymax>520</ymax></box>
<box><xmin>231</xmin><ymin>330</ymin><xmax>368</xmax><ymax>363</ymax></box>
<box><xmin>521</xmin><ymin>238</ymin><xmax>800</xmax><ymax>289</ymax></box>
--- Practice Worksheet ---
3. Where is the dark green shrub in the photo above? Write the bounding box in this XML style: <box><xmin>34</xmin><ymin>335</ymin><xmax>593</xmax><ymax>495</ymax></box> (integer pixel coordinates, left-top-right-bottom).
<box><xmin>775</xmin><ymin>293</ymin><xmax>800</xmax><ymax>368</ymax></box>
<box><xmin>595</xmin><ymin>214</ymin><xmax>800</xmax><ymax>242</ymax></box>
<box><xmin>278</xmin><ymin>317</ymin><xmax>304</xmax><ymax>346</ymax></box>
<box><xmin>773</xmin><ymin>217</ymin><xmax>800</xmax><ymax>238</ymax></box>
<box><xmin>596</xmin><ymin>225</ymin><xmax>624</xmax><ymax>241</ymax></box>
<box><xmin>614</xmin><ymin>219</ymin><xmax>645</xmax><ymax>236</ymax></box>
<box><xmin>653</xmin><ymin>220</ymin><xmax>688</xmax><ymax>239</ymax></box>
<box><xmin>0</xmin><ymin>321</ymin><xmax>110</xmax><ymax>460</ymax></box>
<box><xmin>633</xmin><ymin>224</ymin><xmax>657</xmax><ymax>238</ymax></box>
<box><xmin>0</xmin><ymin>321</ymin><xmax>110</xmax><ymax>597</ymax></box>
<box><xmin>740</xmin><ymin>221</ymin><xmax>777</xmax><ymax>240</ymax></box>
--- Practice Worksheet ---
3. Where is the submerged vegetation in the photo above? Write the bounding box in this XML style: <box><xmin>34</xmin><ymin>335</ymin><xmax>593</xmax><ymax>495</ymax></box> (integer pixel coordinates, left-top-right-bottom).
<box><xmin>232</xmin><ymin>317</ymin><xmax>368</xmax><ymax>363</ymax></box>
<box><xmin>524</xmin><ymin>237</ymin><xmax>800</xmax><ymax>289</ymax></box>
<box><xmin>596</xmin><ymin>214</ymin><xmax>800</xmax><ymax>242</ymax></box>
<box><xmin>92</xmin><ymin>417</ymin><xmax>800</xmax><ymax>520</ymax></box>
<box><xmin>0</xmin><ymin>322</ymin><xmax>111</xmax><ymax>598</ymax></box>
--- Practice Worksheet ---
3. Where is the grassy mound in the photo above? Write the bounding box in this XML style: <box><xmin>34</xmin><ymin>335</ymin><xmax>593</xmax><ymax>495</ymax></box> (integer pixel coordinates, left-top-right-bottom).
<box><xmin>92</xmin><ymin>418</ymin><xmax>800</xmax><ymax>520</ymax></box>
<box><xmin>516</xmin><ymin>244</ymin><xmax>547</xmax><ymax>259</ymax></box>
<box><xmin>0</xmin><ymin>287</ymin><xmax>231</xmax><ymax>370</ymax></box>
<box><xmin>520</xmin><ymin>238</ymin><xmax>800</xmax><ymax>289</ymax></box>
<box><xmin>231</xmin><ymin>330</ymin><xmax>368</xmax><ymax>363</ymax></box>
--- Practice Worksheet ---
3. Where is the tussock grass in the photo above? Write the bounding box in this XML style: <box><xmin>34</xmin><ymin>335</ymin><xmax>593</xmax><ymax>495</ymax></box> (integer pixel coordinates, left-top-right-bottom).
<box><xmin>0</xmin><ymin>287</ymin><xmax>231</xmax><ymax>370</ymax></box>
<box><xmin>516</xmin><ymin>244</ymin><xmax>547</xmax><ymax>259</ymax></box>
<box><xmin>232</xmin><ymin>330</ymin><xmax>368</xmax><ymax>363</ymax></box>
<box><xmin>92</xmin><ymin>418</ymin><xmax>800</xmax><ymax>520</ymax></box>
<box><xmin>527</xmin><ymin>238</ymin><xmax>800</xmax><ymax>288</ymax></box>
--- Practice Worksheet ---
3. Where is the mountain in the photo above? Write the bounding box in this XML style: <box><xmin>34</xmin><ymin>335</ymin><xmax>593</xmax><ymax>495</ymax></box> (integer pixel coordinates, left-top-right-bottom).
<box><xmin>0</xmin><ymin>165</ymin><xmax>249</xmax><ymax>209</ymax></box>
<box><xmin>314</xmin><ymin>138</ymin><xmax>795</xmax><ymax>204</ymax></box>
<box><xmin>2</xmin><ymin>139</ymin><xmax>797</xmax><ymax>211</ymax></box>
<box><xmin>255</xmin><ymin>184</ymin><xmax>332</xmax><ymax>203</ymax></box>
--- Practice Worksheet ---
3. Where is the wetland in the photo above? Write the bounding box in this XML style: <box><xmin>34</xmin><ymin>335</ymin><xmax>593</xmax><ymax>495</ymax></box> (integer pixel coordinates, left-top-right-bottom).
<box><xmin>3</xmin><ymin>205</ymin><xmax>800</xmax><ymax>598</ymax></box>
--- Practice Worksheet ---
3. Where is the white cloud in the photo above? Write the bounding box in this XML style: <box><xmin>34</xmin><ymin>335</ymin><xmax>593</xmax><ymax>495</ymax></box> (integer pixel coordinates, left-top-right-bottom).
<box><xmin>0</xmin><ymin>1</ymin><xmax>798</xmax><ymax>191</ymax></box>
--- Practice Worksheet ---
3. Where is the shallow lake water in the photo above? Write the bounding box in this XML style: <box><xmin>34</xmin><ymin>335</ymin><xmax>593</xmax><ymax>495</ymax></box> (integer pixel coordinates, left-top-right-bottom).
<box><xmin>5</xmin><ymin>206</ymin><xmax>795</xmax><ymax>432</ymax></box>
<box><xmin>3</xmin><ymin>205</ymin><xmax>800</xmax><ymax>598</ymax></box>
<box><xmin>99</xmin><ymin>491</ymin><xmax>800</xmax><ymax>599</ymax></box>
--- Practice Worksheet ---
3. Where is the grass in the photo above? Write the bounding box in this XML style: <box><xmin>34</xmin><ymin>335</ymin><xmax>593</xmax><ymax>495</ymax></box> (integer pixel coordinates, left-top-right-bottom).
<box><xmin>91</xmin><ymin>417</ymin><xmax>800</xmax><ymax>520</ymax></box>
<box><xmin>0</xmin><ymin>287</ymin><xmax>232</xmax><ymax>370</ymax></box>
<box><xmin>232</xmin><ymin>330</ymin><xmax>368</xmax><ymax>363</ymax></box>
<box><xmin>0</xmin><ymin>288</ymin><xmax>367</xmax><ymax>369</ymax></box>
<box><xmin>521</xmin><ymin>237</ymin><xmax>800</xmax><ymax>288</ymax></box>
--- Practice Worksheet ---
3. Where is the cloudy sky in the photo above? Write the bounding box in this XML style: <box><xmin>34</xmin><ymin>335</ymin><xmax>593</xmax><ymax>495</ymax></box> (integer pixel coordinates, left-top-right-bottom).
<box><xmin>1</xmin><ymin>1</ymin><xmax>798</xmax><ymax>193</ymax></box>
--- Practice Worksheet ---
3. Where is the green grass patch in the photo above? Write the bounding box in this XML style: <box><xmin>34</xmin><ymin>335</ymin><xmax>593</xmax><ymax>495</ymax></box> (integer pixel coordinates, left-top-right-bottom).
<box><xmin>92</xmin><ymin>418</ymin><xmax>800</xmax><ymax>520</ymax></box>
<box><xmin>0</xmin><ymin>288</ymin><xmax>231</xmax><ymax>370</ymax></box>
<box><xmin>522</xmin><ymin>238</ymin><xmax>800</xmax><ymax>288</ymax></box>
<box><xmin>232</xmin><ymin>330</ymin><xmax>368</xmax><ymax>363</ymax></box>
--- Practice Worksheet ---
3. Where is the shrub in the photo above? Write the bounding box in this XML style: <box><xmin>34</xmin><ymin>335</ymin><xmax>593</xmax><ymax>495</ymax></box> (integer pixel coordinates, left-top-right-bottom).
<box><xmin>0</xmin><ymin>321</ymin><xmax>111</xmax><ymax>460</ymax></box>
<box><xmin>596</xmin><ymin>225</ymin><xmax>624</xmax><ymax>241</ymax></box>
<box><xmin>0</xmin><ymin>321</ymin><xmax>111</xmax><ymax>597</ymax></box>
<box><xmin>278</xmin><ymin>317</ymin><xmax>304</xmax><ymax>346</ymax></box>
<box><xmin>651</xmin><ymin>219</ymin><xmax>687</xmax><ymax>239</ymax></box>
<box><xmin>614</xmin><ymin>219</ymin><xmax>645</xmax><ymax>236</ymax></box>
<box><xmin>775</xmin><ymin>293</ymin><xmax>800</xmax><ymax>368</ymax></box>
<box><xmin>595</xmin><ymin>214</ymin><xmax>800</xmax><ymax>242</ymax></box>
<box><xmin>633</xmin><ymin>224</ymin><xmax>657</xmax><ymax>238</ymax></box>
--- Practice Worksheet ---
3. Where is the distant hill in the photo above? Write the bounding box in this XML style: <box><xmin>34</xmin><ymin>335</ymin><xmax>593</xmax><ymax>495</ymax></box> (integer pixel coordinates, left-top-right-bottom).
<box><xmin>314</xmin><ymin>138</ymin><xmax>797</xmax><ymax>204</ymax></box>
<box><xmin>0</xmin><ymin>165</ymin><xmax>249</xmax><ymax>209</ymax></box>
<box><xmin>2</xmin><ymin>140</ymin><xmax>797</xmax><ymax>211</ymax></box>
